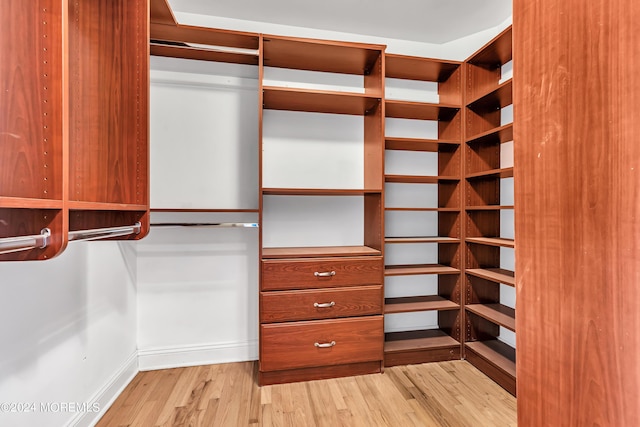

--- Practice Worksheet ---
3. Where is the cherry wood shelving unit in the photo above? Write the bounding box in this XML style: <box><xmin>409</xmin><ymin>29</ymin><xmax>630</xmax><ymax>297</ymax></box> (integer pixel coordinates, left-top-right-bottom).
<box><xmin>382</xmin><ymin>54</ymin><xmax>464</xmax><ymax>367</ymax></box>
<box><xmin>463</xmin><ymin>26</ymin><xmax>516</xmax><ymax>395</ymax></box>
<box><xmin>258</xmin><ymin>35</ymin><xmax>385</xmax><ymax>385</ymax></box>
<box><xmin>1</xmin><ymin>1</ymin><xmax>149</xmax><ymax>262</ymax></box>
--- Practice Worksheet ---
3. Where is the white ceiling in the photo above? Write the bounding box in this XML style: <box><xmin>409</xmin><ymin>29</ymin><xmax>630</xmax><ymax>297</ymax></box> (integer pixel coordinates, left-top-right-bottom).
<box><xmin>167</xmin><ymin>0</ymin><xmax>512</xmax><ymax>44</ymax></box>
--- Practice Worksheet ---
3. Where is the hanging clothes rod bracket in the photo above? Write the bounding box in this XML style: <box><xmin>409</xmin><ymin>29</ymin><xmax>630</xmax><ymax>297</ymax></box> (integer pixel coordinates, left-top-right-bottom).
<box><xmin>0</xmin><ymin>228</ymin><xmax>51</xmax><ymax>255</ymax></box>
<box><xmin>68</xmin><ymin>222</ymin><xmax>142</xmax><ymax>243</ymax></box>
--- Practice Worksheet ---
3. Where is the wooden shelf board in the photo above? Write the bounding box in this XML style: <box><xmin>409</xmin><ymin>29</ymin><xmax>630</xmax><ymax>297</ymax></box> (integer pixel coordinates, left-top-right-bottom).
<box><xmin>385</xmin><ymin>54</ymin><xmax>461</xmax><ymax>82</ymax></box>
<box><xmin>467</xmin><ymin>79</ymin><xmax>513</xmax><ymax>109</ymax></box>
<box><xmin>467</xmin><ymin>304</ymin><xmax>516</xmax><ymax>331</ymax></box>
<box><xmin>385</xmin><ymin>175</ymin><xmax>458</xmax><ymax>184</ymax></box>
<box><xmin>263</xmin><ymin>86</ymin><xmax>380</xmax><ymax>115</ymax></box>
<box><xmin>151</xmin><ymin>208</ymin><xmax>259</xmax><ymax>213</ymax></box>
<box><xmin>384</xmin><ymin>329</ymin><xmax>460</xmax><ymax>353</ymax></box>
<box><xmin>0</xmin><ymin>197</ymin><xmax>63</xmax><ymax>210</ymax></box>
<box><xmin>465</xmin><ymin>340</ymin><xmax>516</xmax><ymax>378</ymax></box>
<box><xmin>150</xmin><ymin>43</ymin><xmax>258</xmax><ymax>65</ymax></box>
<box><xmin>385</xmin><ymin>264</ymin><xmax>459</xmax><ymax>276</ymax></box>
<box><xmin>466</xmin><ymin>123</ymin><xmax>513</xmax><ymax>145</ymax></box>
<box><xmin>262</xmin><ymin>188</ymin><xmax>379</xmax><ymax>196</ymax></box>
<box><xmin>262</xmin><ymin>245</ymin><xmax>381</xmax><ymax>259</ymax></box>
<box><xmin>466</xmin><ymin>167</ymin><xmax>514</xmax><ymax>180</ymax></box>
<box><xmin>466</xmin><ymin>237</ymin><xmax>515</xmax><ymax>248</ymax></box>
<box><xmin>385</xmin><ymin>137</ymin><xmax>459</xmax><ymax>152</ymax></box>
<box><xmin>467</xmin><ymin>27</ymin><xmax>513</xmax><ymax>67</ymax></box>
<box><xmin>385</xmin><ymin>236</ymin><xmax>460</xmax><ymax>244</ymax></box>
<box><xmin>150</xmin><ymin>22</ymin><xmax>259</xmax><ymax>50</ymax></box>
<box><xmin>385</xmin><ymin>296</ymin><xmax>459</xmax><ymax>314</ymax></box>
<box><xmin>466</xmin><ymin>268</ymin><xmax>515</xmax><ymax>286</ymax></box>
<box><xmin>466</xmin><ymin>205</ymin><xmax>514</xmax><ymax>211</ymax></box>
<box><xmin>385</xmin><ymin>207</ymin><xmax>460</xmax><ymax>212</ymax></box>
<box><xmin>67</xmin><ymin>201</ymin><xmax>148</xmax><ymax>211</ymax></box>
<box><xmin>262</xmin><ymin>35</ymin><xmax>383</xmax><ymax>75</ymax></box>
<box><xmin>385</xmin><ymin>100</ymin><xmax>459</xmax><ymax>120</ymax></box>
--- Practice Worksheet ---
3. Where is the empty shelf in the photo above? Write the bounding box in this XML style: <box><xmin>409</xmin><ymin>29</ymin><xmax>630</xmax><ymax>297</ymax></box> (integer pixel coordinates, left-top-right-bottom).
<box><xmin>465</xmin><ymin>340</ymin><xmax>516</xmax><ymax>378</ymax></box>
<box><xmin>385</xmin><ymin>175</ymin><xmax>458</xmax><ymax>184</ymax></box>
<box><xmin>385</xmin><ymin>296</ymin><xmax>459</xmax><ymax>314</ymax></box>
<box><xmin>262</xmin><ymin>188</ymin><xmax>379</xmax><ymax>196</ymax></box>
<box><xmin>467</xmin><ymin>79</ymin><xmax>513</xmax><ymax>110</ymax></box>
<box><xmin>262</xmin><ymin>245</ymin><xmax>381</xmax><ymax>259</ymax></box>
<box><xmin>263</xmin><ymin>86</ymin><xmax>379</xmax><ymax>115</ymax></box>
<box><xmin>386</xmin><ymin>236</ymin><xmax>460</xmax><ymax>244</ymax></box>
<box><xmin>466</xmin><ymin>167</ymin><xmax>514</xmax><ymax>179</ymax></box>
<box><xmin>466</xmin><ymin>205</ymin><xmax>514</xmax><ymax>211</ymax></box>
<box><xmin>466</xmin><ymin>237</ymin><xmax>514</xmax><ymax>248</ymax></box>
<box><xmin>385</xmin><ymin>264</ymin><xmax>459</xmax><ymax>276</ymax></box>
<box><xmin>466</xmin><ymin>123</ymin><xmax>513</xmax><ymax>145</ymax></box>
<box><xmin>385</xmin><ymin>330</ymin><xmax>460</xmax><ymax>353</ymax></box>
<box><xmin>466</xmin><ymin>268</ymin><xmax>515</xmax><ymax>286</ymax></box>
<box><xmin>385</xmin><ymin>207</ymin><xmax>459</xmax><ymax>212</ymax></box>
<box><xmin>385</xmin><ymin>137</ymin><xmax>459</xmax><ymax>152</ymax></box>
<box><xmin>467</xmin><ymin>303</ymin><xmax>516</xmax><ymax>331</ymax></box>
<box><xmin>385</xmin><ymin>100</ymin><xmax>459</xmax><ymax>120</ymax></box>
<box><xmin>385</xmin><ymin>54</ymin><xmax>461</xmax><ymax>82</ymax></box>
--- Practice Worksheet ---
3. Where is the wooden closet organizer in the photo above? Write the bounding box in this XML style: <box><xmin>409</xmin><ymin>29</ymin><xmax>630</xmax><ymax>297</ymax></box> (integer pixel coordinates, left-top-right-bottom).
<box><xmin>0</xmin><ymin>1</ymin><xmax>149</xmax><ymax>261</ymax></box>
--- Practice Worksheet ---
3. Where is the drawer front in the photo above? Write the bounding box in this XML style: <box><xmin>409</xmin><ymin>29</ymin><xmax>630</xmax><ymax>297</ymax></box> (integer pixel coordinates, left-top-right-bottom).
<box><xmin>260</xmin><ymin>285</ymin><xmax>383</xmax><ymax>323</ymax></box>
<box><xmin>260</xmin><ymin>316</ymin><xmax>383</xmax><ymax>371</ymax></box>
<box><xmin>261</xmin><ymin>257</ymin><xmax>383</xmax><ymax>291</ymax></box>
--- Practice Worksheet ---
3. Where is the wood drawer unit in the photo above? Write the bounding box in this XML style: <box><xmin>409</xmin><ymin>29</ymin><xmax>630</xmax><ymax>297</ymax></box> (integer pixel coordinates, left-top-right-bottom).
<box><xmin>261</xmin><ymin>256</ymin><xmax>383</xmax><ymax>291</ymax></box>
<box><xmin>260</xmin><ymin>285</ymin><xmax>383</xmax><ymax>323</ymax></box>
<box><xmin>260</xmin><ymin>316</ymin><xmax>384</xmax><ymax>372</ymax></box>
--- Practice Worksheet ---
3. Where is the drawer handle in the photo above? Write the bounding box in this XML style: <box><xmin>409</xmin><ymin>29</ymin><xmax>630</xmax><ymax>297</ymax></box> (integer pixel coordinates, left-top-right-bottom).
<box><xmin>314</xmin><ymin>341</ymin><xmax>336</xmax><ymax>348</ymax></box>
<box><xmin>314</xmin><ymin>271</ymin><xmax>336</xmax><ymax>277</ymax></box>
<box><xmin>314</xmin><ymin>301</ymin><xmax>336</xmax><ymax>308</ymax></box>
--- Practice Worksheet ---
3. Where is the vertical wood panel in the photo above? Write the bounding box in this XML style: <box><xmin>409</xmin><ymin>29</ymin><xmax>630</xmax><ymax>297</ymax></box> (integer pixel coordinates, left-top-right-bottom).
<box><xmin>514</xmin><ymin>1</ymin><xmax>640</xmax><ymax>425</ymax></box>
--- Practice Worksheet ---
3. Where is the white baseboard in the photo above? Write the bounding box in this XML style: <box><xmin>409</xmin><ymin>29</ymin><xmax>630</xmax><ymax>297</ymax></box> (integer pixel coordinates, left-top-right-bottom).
<box><xmin>67</xmin><ymin>351</ymin><xmax>138</xmax><ymax>427</ymax></box>
<box><xmin>138</xmin><ymin>340</ymin><xmax>258</xmax><ymax>371</ymax></box>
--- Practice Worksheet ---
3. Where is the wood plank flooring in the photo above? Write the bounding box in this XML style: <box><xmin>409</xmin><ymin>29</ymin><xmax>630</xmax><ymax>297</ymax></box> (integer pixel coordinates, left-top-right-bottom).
<box><xmin>96</xmin><ymin>360</ymin><xmax>516</xmax><ymax>426</ymax></box>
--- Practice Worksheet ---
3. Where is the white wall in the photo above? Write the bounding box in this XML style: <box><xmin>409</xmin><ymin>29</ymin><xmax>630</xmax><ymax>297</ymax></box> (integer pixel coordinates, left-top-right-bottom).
<box><xmin>0</xmin><ymin>242</ymin><xmax>138</xmax><ymax>427</ymax></box>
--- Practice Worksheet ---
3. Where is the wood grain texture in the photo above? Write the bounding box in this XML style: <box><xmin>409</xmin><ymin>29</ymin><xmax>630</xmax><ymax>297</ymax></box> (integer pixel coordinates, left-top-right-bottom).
<box><xmin>96</xmin><ymin>360</ymin><xmax>516</xmax><ymax>426</ymax></box>
<box><xmin>149</xmin><ymin>0</ymin><xmax>176</xmax><ymax>25</ymax></box>
<box><xmin>514</xmin><ymin>1</ymin><xmax>640</xmax><ymax>425</ymax></box>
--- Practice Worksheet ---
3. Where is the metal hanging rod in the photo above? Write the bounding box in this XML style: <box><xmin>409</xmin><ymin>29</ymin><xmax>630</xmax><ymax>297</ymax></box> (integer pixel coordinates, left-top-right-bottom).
<box><xmin>0</xmin><ymin>228</ymin><xmax>51</xmax><ymax>255</ymax></box>
<box><xmin>68</xmin><ymin>222</ymin><xmax>142</xmax><ymax>243</ymax></box>
<box><xmin>150</xmin><ymin>222</ymin><xmax>259</xmax><ymax>228</ymax></box>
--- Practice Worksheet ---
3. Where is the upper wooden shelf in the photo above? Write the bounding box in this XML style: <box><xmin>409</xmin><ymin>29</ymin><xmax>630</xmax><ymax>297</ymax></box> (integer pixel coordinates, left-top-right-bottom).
<box><xmin>467</xmin><ymin>79</ymin><xmax>512</xmax><ymax>110</ymax></box>
<box><xmin>385</xmin><ymin>175</ymin><xmax>459</xmax><ymax>184</ymax></box>
<box><xmin>384</xmin><ymin>329</ymin><xmax>460</xmax><ymax>353</ymax></box>
<box><xmin>262</xmin><ymin>245</ymin><xmax>381</xmax><ymax>259</ymax></box>
<box><xmin>467</xmin><ymin>303</ymin><xmax>516</xmax><ymax>331</ymax></box>
<box><xmin>385</xmin><ymin>296</ymin><xmax>459</xmax><ymax>314</ymax></box>
<box><xmin>385</xmin><ymin>236</ymin><xmax>460</xmax><ymax>244</ymax></box>
<box><xmin>467</xmin><ymin>268</ymin><xmax>515</xmax><ymax>286</ymax></box>
<box><xmin>466</xmin><ymin>123</ymin><xmax>513</xmax><ymax>145</ymax></box>
<box><xmin>150</xmin><ymin>42</ymin><xmax>259</xmax><ymax>65</ymax></box>
<box><xmin>466</xmin><ymin>237</ymin><xmax>515</xmax><ymax>248</ymax></box>
<box><xmin>385</xmin><ymin>207</ymin><xmax>460</xmax><ymax>212</ymax></box>
<box><xmin>385</xmin><ymin>137</ymin><xmax>459</xmax><ymax>152</ymax></box>
<box><xmin>466</xmin><ymin>167</ymin><xmax>514</xmax><ymax>180</ymax></box>
<box><xmin>385</xmin><ymin>54</ymin><xmax>461</xmax><ymax>82</ymax></box>
<box><xmin>466</xmin><ymin>27</ymin><xmax>513</xmax><ymax>67</ymax></box>
<box><xmin>466</xmin><ymin>205</ymin><xmax>514</xmax><ymax>211</ymax></box>
<box><xmin>150</xmin><ymin>22</ymin><xmax>259</xmax><ymax>51</ymax></box>
<box><xmin>465</xmin><ymin>340</ymin><xmax>516</xmax><ymax>378</ymax></box>
<box><xmin>263</xmin><ymin>86</ymin><xmax>380</xmax><ymax>115</ymax></box>
<box><xmin>385</xmin><ymin>264</ymin><xmax>459</xmax><ymax>276</ymax></box>
<box><xmin>385</xmin><ymin>100</ymin><xmax>459</xmax><ymax>120</ymax></box>
<box><xmin>67</xmin><ymin>201</ymin><xmax>148</xmax><ymax>211</ymax></box>
<box><xmin>262</xmin><ymin>35</ymin><xmax>383</xmax><ymax>75</ymax></box>
<box><xmin>0</xmin><ymin>197</ymin><xmax>63</xmax><ymax>210</ymax></box>
<box><xmin>262</xmin><ymin>188</ymin><xmax>380</xmax><ymax>196</ymax></box>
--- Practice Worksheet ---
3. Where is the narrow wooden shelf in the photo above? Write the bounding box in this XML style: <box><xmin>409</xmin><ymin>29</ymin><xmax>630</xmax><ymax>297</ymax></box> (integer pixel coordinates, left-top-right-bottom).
<box><xmin>466</xmin><ymin>123</ymin><xmax>513</xmax><ymax>145</ymax></box>
<box><xmin>467</xmin><ymin>303</ymin><xmax>516</xmax><ymax>331</ymax></box>
<box><xmin>385</xmin><ymin>329</ymin><xmax>460</xmax><ymax>353</ymax></box>
<box><xmin>385</xmin><ymin>175</ymin><xmax>458</xmax><ymax>184</ymax></box>
<box><xmin>262</xmin><ymin>188</ymin><xmax>379</xmax><ymax>196</ymax></box>
<box><xmin>385</xmin><ymin>137</ymin><xmax>459</xmax><ymax>152</ymax></box>
<box><xmin>385</xmin><ymin>264</ymin><xmax>459</xmax><ymax>276</ymax></box>
<box><xmin>466</xmin><ymin>205</ymin><xmax>514</xmax><ymax>211</ymax></box>
<box><xmin>467</xmin><ymin>79</ymin><xmax>512</xmax><ymax>110</ymax></box>
<box><xmin>151</xmin><ymin>208</ymin><xmax>259</xmax><ymax>213</ymax></box>
<box><xmin>0</xmin><ymin>197</ymin><xmax>63</xmax><ymax>210</ymax></box>
<box><xmin>263</xmin><ymin>86</ymin><xmax>380</xmax><ymax>115</ymax></box>
<box><xmin>262</xmin><ymin>35</ymin><xmax>383</xmax><ymax>75</ymax></box>
<box><xmin>150</xmin><ymin>22</ymin><xmax>259</xmax><ymax>50</ymax></box>
<box><xmin>262</xmin><ymin>245</ymin><xmax>381</xmax><ymax>259</ymax></box>
<box><xmin>385</xmin><ymin>236</ymin><xmax>460</xmax><ymax>244</ymax></box>
<box><xmin>67</xmin><ymin>201</ymin><xmax>148</xmax><ymax>211</ymax></box>
<box><xmin>385</xmin><ymin>296</ymin><xmax>459</xmax><ymax>314</ymax></box>
<box><xmin>466</xmin><ymin>167</ymin><xmax>514</xmax><ymax>179</ymax></box>
<box><xmin>467</xmin><ymin>27</ymin><xmax>513</xmax><ymax>67</ymax></box>
<box><xmin>385</xmin><ymin>207</ymin><xmax>460</xmax><ymax>212</ymax></box>
<box><xmin>466</xmin><ymin>237</ymin><xmax>514</xmax><ymax>248</ymax></box>
<box><xmin>465</xmin><ymin>340</ymin><xmax>516</xmax><ymax>378</ymax></box>
<box><xmin>385</xmin><ymin>100</ymin><xmax>459</xmax><ymax>120</ymax></box>
<box><xmin>150</xmin><ymin>42</ymin><xmax>258</xmax><ymax>65</ymax></box>
<box><xmin>385</xmin><ymin>54</ymin><xmax>461</xmax><ymax>82</ymax></box>
<box><xmin>467</xmin><ymin>268</ymin><xmax>515</xmax><ymax>286</ymax></box>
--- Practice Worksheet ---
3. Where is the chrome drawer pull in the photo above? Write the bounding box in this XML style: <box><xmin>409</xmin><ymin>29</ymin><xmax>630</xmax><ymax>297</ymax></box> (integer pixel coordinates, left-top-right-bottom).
<box><xmin>314</xmin><ymin>341</ymin><xmax>336</xmax><ymax>348</ymax></box>
<box><xmin>314</xmin><ymin>301</ymin><xmax>336</xmax><ymax>308</ymax></box>
<box><xmin>314</xmin><ymin>271</ymin><xmax>336</xmax><ymax>277</ymax></box>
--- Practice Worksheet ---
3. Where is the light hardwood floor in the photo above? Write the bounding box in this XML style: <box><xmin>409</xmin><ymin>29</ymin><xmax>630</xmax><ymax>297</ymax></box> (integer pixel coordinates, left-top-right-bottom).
<box><xmin>96</xmin><ymin>360</ymin><xmax>516</xmax><ymax>426</ymax></box>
